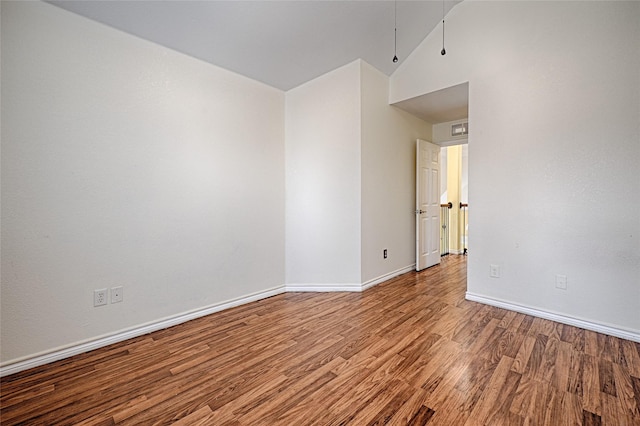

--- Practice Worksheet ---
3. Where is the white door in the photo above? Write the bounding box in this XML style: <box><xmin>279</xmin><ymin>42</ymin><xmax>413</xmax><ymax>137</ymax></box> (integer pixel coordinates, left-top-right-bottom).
<box><xmin>416</xmin><ymin>139</ymin><xmax>441</xmax><ymax>271</ymax></box>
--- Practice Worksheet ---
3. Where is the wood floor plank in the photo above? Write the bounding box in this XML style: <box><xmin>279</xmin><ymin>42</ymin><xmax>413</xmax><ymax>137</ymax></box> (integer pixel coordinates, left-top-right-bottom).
<box><xmin>583</xmin><ymin>354</ymin><xmax>603</xmax><ymax>416</ymax></box>
<box><xmin>463</xmin><ymin>356</ymin><xmax>516</xmax><ymax>425</ymax></box>
<box><xmin>405</xmin><ymin>338</ymin><xmax>462</xmax><ymax>391</ymax></box>
<box><xmin>524</xmin><ymin>333</ymin><xmax>549</xmax><ymax>378</ymax></box>
<box><xmin>510</xmin><ymin>375</ymin><xmax>539</xmax><ymax>419</ymax></box>
<box><xmin>428</xmin><ymin>388</ymin><xmax>471</xmax><ymax>425</ymax></box>
<box><xmin>422</xmin><ymin>352</ymin><xmax>469</xmax><ymax>409</ymax></box>
<box><xmin>238</xmin><ymin>358</ymin><xmax>341</xmax><ymax>424</ymax></box>
<box><xmin>485</xmin><ymin>370</ymin><xmax>524</xmax><ymax>426</ymax></box>
<box><xmin>170</xmin><ymin>405</ymin><xmax>214</xmax><ymax>426</ymax></box>
<box><xmin>516</xmin><ymin>314</ymin><xmax>535</xmax><ymax>336</ymax></box>
<box><xmin>547</xmin><ymin>390</ymin><xmax>583</xmax><ymax>426</ymax></box>
<box><xmin>600</xmin><ymin>358</ymin><xmax>618</xmax><ymax>397</ymax></box>
<box><xmin>285</xmin><ymin>364</ymin><xmax>374</xmax><ymax>424</ymax></box>
<box><xmin>345</xmin><ymin>378</ymin><xmax>412</xmax><ymax>425</ymax></box>
<box><xmin>205</xmin><ymin>371</ymin><xmax>289</xmax><ymax>423</ymax></box>
<box><xmin>585</xmin><ymin>330</ymin><xmax>602</xmax><ymax>357</ymax></box>
<box><xmin>384</xmin><ymin>387</ymin><xmax>430</xmax><ymax>425</ymax></box>
<box><xmin>621</xmin><ymin>339</ymin><xmax>640</xmax><ymax>377</ymax></box>
<box><xmin>612</xmin><ymin>363</ymin><xmax>640</xmax><ymax>418</ymax></box>
<box><xmin>632</xmin><ymin>376</ymin><xmax>640</xmax><ymax>418</ymax></box>
<box><xmin>453</xmin><ymin>356</ymin><xmax>501</xmax><ymax>417</ymax></box>
<box><xmin>406</xmin><ymin>404</ymin><xmax>436</xmax><ymax>425</ymax></box>
<box><xmin>583</xmin><ymin>410</ymin><xmax>603</xmax><ymax>426</ymax></box>
<box><xmin>535</xmin><ymin>336</ymin><xmax>559</xmax><ymax>384</ymax></box>
<box><xmin>601</xmin><ymin>392</ymin><xmax>632</xmax><ymax>426</ymax></box>
<box><xmin>528</xmin><ymin>381</ymin><xmax>556</xmax><ymax>425</ymax></box>
<box><xmin>567</xmin><ymin>349</ymin><xmax>586</xmax><ymax>397</ymax></box>
<box><xmin>511</xmin><ymin>335</ymin><xmax>536</xmax><ymax>375</ymax></box>
<box><xmin>553</xmin><ymin>340</ymin><xmax>572</xmax><ymax>391</ymax></box>
<box><xmin>0</xmin><ymin>383</ymin><xmax>55</xmax><ymax>409</ymax></box>
<box><xmin>2</xmin><ymin>255</ymin><xmax>639</xmax><ymax>425</ymax></box>
<box><xmin>468</xmin><ymin>318</ymin><xmax>504</xmax><ymax>359</ymax></box>
<box><xmin>326</xmin><ymin>358</ymin><xmax>405</xmax><ymax>423</ymax></box>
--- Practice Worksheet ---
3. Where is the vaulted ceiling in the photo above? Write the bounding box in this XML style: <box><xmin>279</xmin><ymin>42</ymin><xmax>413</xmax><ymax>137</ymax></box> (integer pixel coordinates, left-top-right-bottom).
<box><xmin>48</xmin><ymin>0</ymin><xmax>467</xmax><ymax>122</ymax></box>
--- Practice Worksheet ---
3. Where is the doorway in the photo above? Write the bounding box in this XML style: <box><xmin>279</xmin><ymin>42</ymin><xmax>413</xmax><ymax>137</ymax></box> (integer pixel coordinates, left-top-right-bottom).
<box><xmin>440</xmin><ymin>143</ymin><xmax>468</xmax><ymax>256</ymax></box>
<box><xmin>391</xmin><ymin>82</ymin><xmax>470</xmax><ymax>290</ymax></box>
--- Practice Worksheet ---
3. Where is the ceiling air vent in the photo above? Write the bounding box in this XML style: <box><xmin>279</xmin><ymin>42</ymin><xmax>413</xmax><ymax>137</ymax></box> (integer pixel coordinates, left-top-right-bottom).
<box><xmin>451</xmin><ymin>122</ymin><xmax>468</xmax><ymax>136</ymax></box>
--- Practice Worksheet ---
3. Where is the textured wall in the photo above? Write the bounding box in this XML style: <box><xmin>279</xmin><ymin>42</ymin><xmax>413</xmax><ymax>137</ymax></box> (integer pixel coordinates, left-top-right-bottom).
<box><xmin>391</xmin><ymin>1</ymin><xmax>640</xmax><ymax>334</ymax></box>
<box><xmin>1</xmin><ymin>1</ymin><xmax>285</xmax><ymax>364</ymax></box>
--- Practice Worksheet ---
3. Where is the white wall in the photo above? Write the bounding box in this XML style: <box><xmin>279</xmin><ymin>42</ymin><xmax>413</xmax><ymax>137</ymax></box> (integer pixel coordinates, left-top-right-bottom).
<box><xmin>285</xmin><ymin>61</ymin><xmax>362</xmax><ymax>288</ymax></box>
<box><xmin>285</xmin><ymin>60</ymin><xmax>432</xmax><ymax>289</ymax></box>
<box><xmin>391</xmin><ymin>1</ymin><xmax>640</xmax><ymax>335</ymax></box>
<box><xmin>360</xmin><ymin>62</ymin><xmax>432</xmax><ymax>284</ymax></box>
<box><xmin>1</xmin><ymin>1</ymin><xmax>285</xmax><ymax>365</ymax></box>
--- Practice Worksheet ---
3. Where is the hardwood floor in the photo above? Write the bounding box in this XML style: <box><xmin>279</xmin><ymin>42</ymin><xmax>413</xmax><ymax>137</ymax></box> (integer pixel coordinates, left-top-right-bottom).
<box><xmin>2</xmin><ymin>255</ymin><xmax>640</xmax><ymax>425</ymax></box>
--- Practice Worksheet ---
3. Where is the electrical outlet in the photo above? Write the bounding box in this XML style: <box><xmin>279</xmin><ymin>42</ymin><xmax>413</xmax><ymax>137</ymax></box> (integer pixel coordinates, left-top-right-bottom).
<box><xmin>111</xmin><ymin>286</ymin><xmax>123</xmax><ymax>303</ymax></box>
<box><xmin>383</xmin><ymin>249</ymin><xmax>388</xmax><ymax>259</ymax></box>
<box><xmin>490</xmin><ymin>264</ymin><xmax>501</xmax><ymax>278</ymax></box>
<box><xmin>555</xmin><ymin>275</ymin><xmax>567</xmax><ymax>290</ymax></box>
<box><xmin>94</xmin><ymin>289</ymin><xmax>108</xmax><ymax>307</ymax></box>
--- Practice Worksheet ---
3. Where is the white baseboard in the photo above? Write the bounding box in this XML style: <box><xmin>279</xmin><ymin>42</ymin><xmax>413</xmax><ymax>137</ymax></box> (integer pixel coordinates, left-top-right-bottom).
<box><xmin>15</xmin><ymin>278</ymin><xmax>636</xmax><ymax>378</ymax></box>
<box><xmin>286</xmin><ymin>264</ymin><xmax>416</xmax><ymax>293</ymax></box>
<box><xmin>285</xmin><ymin>283</ymin><xmax>362</xmax><ymax>292</ymax></box>
<box><xmin>0</xmin><ymin>285</ymin><xmax>286</xmax><ymax>377</ymax></box>
<box><xmin>3</xmin><ymin>269</ymin><xmax>411</xmax><ymax>376</ymax></box>
<box><xmin>466</xmin><ymin>292</ymin><xmax>640</xmax><ymax>343</ymax></box>
<box><xmin>361</xmin><ymin>264</ymin><xmax>416</xmax><ymax>291</ymax></box>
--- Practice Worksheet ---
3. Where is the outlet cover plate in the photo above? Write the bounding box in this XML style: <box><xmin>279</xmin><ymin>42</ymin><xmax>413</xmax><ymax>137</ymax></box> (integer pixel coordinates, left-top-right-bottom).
<box><xmin>111</xmin><ymin>286</ymin><xmax>123</xmax><ymax>303</ymax></box>
<box><xmin>490</xmin><ymin>264</ymin><xmax>501</xmax><ymax>278</ymax></box>
<box><xmin>94</xmin><ymin>289</ymin><xmax>108</xmax><ymax>307</ymax></box>
<box><xmin>556</xmin><ymin>275</ymin><xmax>567</xmax><ymax>290</ymax></box>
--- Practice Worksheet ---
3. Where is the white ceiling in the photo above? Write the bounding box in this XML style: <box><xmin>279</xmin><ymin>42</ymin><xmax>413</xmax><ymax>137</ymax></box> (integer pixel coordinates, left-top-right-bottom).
<box><xmin>392</xmin><ymin>82</ymin><xmax>468</xmax><ymax>123</ymax></box>
<box><xmin>48</xmin><ymin>0</ymin><xmax>467</xmax><ymax>122</ymax></box>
